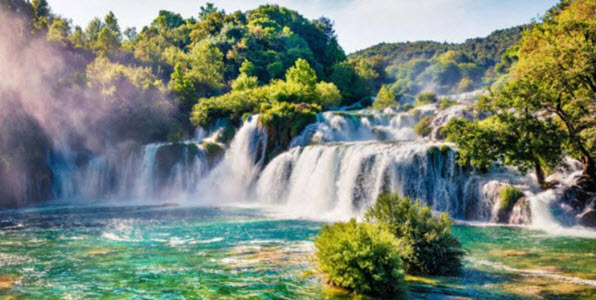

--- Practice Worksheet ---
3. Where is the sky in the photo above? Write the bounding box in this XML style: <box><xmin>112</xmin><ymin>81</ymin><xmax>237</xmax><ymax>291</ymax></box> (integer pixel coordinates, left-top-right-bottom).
<box><xmin>47</xmin><ymin>0</ymin><xmax>559</xmax><ymax>53</ymax></box>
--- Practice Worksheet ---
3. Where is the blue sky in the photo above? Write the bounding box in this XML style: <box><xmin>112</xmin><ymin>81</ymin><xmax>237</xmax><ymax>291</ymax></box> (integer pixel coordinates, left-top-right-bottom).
<box><xmin>47</xmin><ymin>0</ymin><xmax>558</xmax><ymax>53</ymax></box>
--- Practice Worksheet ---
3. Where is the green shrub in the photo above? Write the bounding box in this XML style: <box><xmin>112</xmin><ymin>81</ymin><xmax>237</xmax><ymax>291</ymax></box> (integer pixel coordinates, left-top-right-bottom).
<box><xmin>372</xmin><ymin>86</ymin><xmax>398</xmax><ymax>109</ymax></box>
<box><xmin>191</xmin><ymin>59</ymin><xmax>341</xmax><ymax>128</ymax></box>
<box><xmin>315</xmin><ymin>219</ymin><xmax>407</xmax><ymax>298</ymax></box>
<box><xmin>167</xmin><ymin>132</ymin><xmax>183</xmax><ymax>143</ymax></box>
<box><xmin>499</xmin><ymin>185</ymin><xmax>524</xmax><ymax>213</ymax></box>
<box><xmin>216</xmin><ymin>125</ymin><xmax>236</xmax><ymax>145</ymax></box>
<box><xmin>259</xmin><ymin>102</ymin><xmax>319</xmax><ymax>161</ymax></box>
<box><xmin>438</xmin><ymin>98</ymin><xmax>457</xmax><ymax>110</ymax></box>
<box><xmin>414</xmin><ymin>91</ymin><xmax>438</xmax><ymax>107</ymax></box>
<box><xmin>365</xmin><ymin>193</ymin><xmax>465</xmax><ymax>275</ymax></box>
<box><xmin>439</xmin><ymin>145</ymin><xmax>452</xmax><ymax>154</ymax></box>
<box><xmin>414</xmin><ymin>116</ymin><xmax>433</xmax><ymax>137</ymax></box>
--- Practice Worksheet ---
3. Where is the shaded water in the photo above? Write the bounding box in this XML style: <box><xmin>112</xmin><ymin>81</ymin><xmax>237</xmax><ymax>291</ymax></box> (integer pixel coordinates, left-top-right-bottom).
<box><xmin>0</xmin><ymin>205</ymin><xmax>594</xmax><ymax>299</ymax></box>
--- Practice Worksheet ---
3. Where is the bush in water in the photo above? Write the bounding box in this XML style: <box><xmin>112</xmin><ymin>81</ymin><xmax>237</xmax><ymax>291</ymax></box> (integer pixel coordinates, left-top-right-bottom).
<box><xmin>499</xmin><ymin>185</ymin><xmax>524</xmax><ymax>213</ymax></box>
<box><xmin>314</xmin><ymin>219</ymin><xmax>407</xmax><ymax>298</ymax></box>
<box><xmin>414</xmin><ymin>116</ymin><xmax>432</xmax><ymax>137</ymax></box>
<box><xmin>365</xmin><ymin>193</ymin><xmax>465</xmax><ymax>275</ymax></box>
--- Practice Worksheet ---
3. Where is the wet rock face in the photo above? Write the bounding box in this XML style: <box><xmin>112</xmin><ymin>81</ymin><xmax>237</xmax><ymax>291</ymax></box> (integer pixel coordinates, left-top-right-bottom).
<box><xmin>508</xmin><ymin>198</ymin><xmax>532</xmax><ymax>225</ymax></box>
<box><xmin>578</xmin><ymin>209</ymin><xmax>596</xmax><ymax>228</ymax></box>
<box><xmin>155</xmin><ymin>144</ymin><xmax>187</xmax><ymax>180</ymax></box>
<box><xmin>559</xmin><ymin>175</ymin><xmax>596</xmax><ymax>227</ymax></box>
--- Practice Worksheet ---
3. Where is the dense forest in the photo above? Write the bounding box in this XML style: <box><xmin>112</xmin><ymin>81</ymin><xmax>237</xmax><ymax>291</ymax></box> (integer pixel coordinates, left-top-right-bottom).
<box><xmin>350</xmin><ymin>26</ymin><xmax>528</xmax><ymax>100</ymax></box>
<box><xmin>0</xmin><ymin>0</ymin><xmax>378</xmax><ymax>205</ymax></box>
<box><xmin>349</xmin><ymin>25</ymin><xmax>526</xmax><ymax>98</ymax></box>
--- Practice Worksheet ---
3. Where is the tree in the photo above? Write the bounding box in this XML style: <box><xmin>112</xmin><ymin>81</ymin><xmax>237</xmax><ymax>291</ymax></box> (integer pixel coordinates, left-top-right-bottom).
<box><xmin>285</xmin><ymin>58</ymin><xmax>317</xmax><ymax>87</ymax></box>
<box><xmin>372</xmin><ymin>86</ymin><xmax>396</xmax><ymax>109</ymax></box>
<box><xmin>123</xmin><ymin>27</ymin><xmax>137</xmax><ymax>41</ymax></box>
<box><xmin>47</xmin><ymin>18</ymin><xmax>69</xmax><ymax>45</ymax></box>
<box><xmin>95</xmin><ymin>27</ymin><xmax>120</xmax><ymax>54</ymax></box>
<box><xmin>231</xmin><ymin>72</ymin><xmax>258</xmax><ymax>91</ymax></box>
<box><xmin>151</xmin><ymin>10</ymin><xmax>185</xmax><ymax>31</ymax></box>
<box><xmin>69</xmin><ymin>25</ymin><xmax>85</xmax><ymax>48</ymax></box>
<box><xmin>484</xmin><ymin>0</ymin><xmax>596</xmax><ymax>183</ymax></box>
<box><xmin>85</xmin><ymin>17</ymin><xmax>103</xmax><ymax>43</ymax></box>
<box><xmin>445</xmin><ymin>113</ymin><xmax>564</xmax><ymax>187</ymax></box>
<box><xmin>314</xmin><ymin>219</ymin><xmax>406</xmax><ymax>298</ymax></box>
<box><xmin>199</xmin><ymin>3</ymin><xmax>222</xmax><ymax>21</ymax></box>
<box><xmin>104</xmin><ymin>11</ymin><xmax>121</xmax><ymax>41</ymax></box>
<box><xmin>185</xmin><ymin>42</ymin><xmax>225</xmax><ymax>94</ymax></box>
<box><xmin>169</xmin><ymin>63</ymin><xmax>196</xmax><ymax>107</ymax></box>
<box><xmin>415</xmin><ymin>91</ymin><xmax>438</xmax><ymax>106</ymax></box>
<box><xmin>31</xmin><ymin>0</ymin><xmax>50</xmax><ymax>30</ymax></box>
<box><xmin>315</xmin><ymin>81</ymin><xmax>342</xmax><ymax>108</ymax></box>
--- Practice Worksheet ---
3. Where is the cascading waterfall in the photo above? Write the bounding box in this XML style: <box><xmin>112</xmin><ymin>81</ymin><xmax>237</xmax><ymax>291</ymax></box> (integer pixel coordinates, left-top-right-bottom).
<box><xmin>50</xmin><ymin>141</ymin><xmax>209</xmax><ymax>200</ymax></box>
<box><xmin>196</xmin><ymin>115</ymin><xmax>267</xmax><ymax>203</ymax></box>
<box><xmin>255</xmin><ymin>141</ymin><xmax>514</xmax><ymax>220</ymax></box>
<box><xmin>291</xmin><ymin>110</ymin><xmax>422</xmax><ymax>147</ymax></box>
<box><xmin>47</xmin><ymin>108</ymin><xmax>595</xmax><ymax>234</ymax></box>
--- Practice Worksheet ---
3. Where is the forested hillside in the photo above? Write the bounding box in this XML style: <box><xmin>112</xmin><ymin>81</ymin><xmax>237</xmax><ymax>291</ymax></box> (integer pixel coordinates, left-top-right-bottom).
<box><xmin>350</xmin><ymin>26</ymin><xmax>526</xmax><ymax>98</ymax></box>
<box><xmin>0</xmin><ymin>0</ymin><xmax>375</xmax><ymax>206</ymax></box>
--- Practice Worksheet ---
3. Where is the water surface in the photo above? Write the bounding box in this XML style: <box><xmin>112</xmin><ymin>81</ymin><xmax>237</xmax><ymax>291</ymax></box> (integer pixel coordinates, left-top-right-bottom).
<box><xmin>0</xmin><ymin>205</ymin><xmax>594</xmax><ymax>299</ymax></box>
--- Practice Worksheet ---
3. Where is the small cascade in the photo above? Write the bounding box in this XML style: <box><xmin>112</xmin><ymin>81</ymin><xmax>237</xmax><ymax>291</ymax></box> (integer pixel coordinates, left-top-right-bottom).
<box><xmin>196</xmin><ymin>115</ymin><xmax>267</xmax><ymax>202</ymax></box>
<box><xmin>291</xmin><ymin>111</ymin><xmax>421</xmax><ymax>147</ymax></box>
<box><xmin>50</xmin><ymin>141</ymin><xmax>210</xmax><ymax>200</ymax></box>
<box><xmin>527</xmin><ymin>159</ymin><xmax>596</xmax><ymax>237</ymax></box>
<box><xmin>255</xmin><ymin>142</ymin><xmax>510</xmax><ymax>221</ymax></box>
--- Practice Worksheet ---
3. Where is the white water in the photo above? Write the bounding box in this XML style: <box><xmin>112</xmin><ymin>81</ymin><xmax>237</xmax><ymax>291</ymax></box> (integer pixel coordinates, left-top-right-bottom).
<box><xmin>51</xmin><ymin>141</ymin><xmax>209</xmax><ymax>200</ymax></box>
<box><xmin>196</xmin><ymin>115</ymin><xmax>267</xmax><ymax>203</ymax></box>
<box><xmin>48</xmin><ymin>108</ymin><xmax>596</xmax><ymax>237</ymax></box>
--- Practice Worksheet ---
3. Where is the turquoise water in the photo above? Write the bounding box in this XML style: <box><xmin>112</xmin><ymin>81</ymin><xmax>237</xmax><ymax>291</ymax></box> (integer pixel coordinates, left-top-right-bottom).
<box><xmin>0</xmin><ymin>205</ymin><xmax>595</xmax><ymax>299</ymax></box>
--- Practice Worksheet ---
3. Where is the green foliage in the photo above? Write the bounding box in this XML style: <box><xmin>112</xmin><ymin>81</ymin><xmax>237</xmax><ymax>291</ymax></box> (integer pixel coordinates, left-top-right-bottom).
<box><xmin>201</xmin><ymin>141</ymin><xmax>225</xmax><ymax>159</ymax></box>
<box><xmin>167</xmin><ymin>132</ymin><xmax>183</xmax><ymax>143</ymax></box>
<box><xmin>231</xmin><ymin>73</ymin><xmax>259</xmax><ymax>91</ymax></box>
<box><xmin>365</xmin><ymin>193</ymin><xmax>465</xmax><ymax>275</ymax></box>
<box><xmin>438</xmin><ymin>98</ymin><xmax>457</xmax><ymax>110</ymax></box>
<box><xmin>414</xmin><ymin>116</ymin><xmax>432</xmax><ymax>137</ymax></box>
<box><xmin>372</xmin><ymin>85</ymin><xmax>397</xmax><ymax>109</ymax></box>
<box><xmin>259</xmin><ymin>102</ymin><xmax>319</xmax><ymax>160</ymax></box>
<box><xmin>439</xmin><ymin>145</ymin><xmax>452</xmax><ymax>154</ymax></box>
<box><xmin>285</xmin><ymin>58</ymin><xmax>317</xmax><ymax>87</ymax></box>
<box><xmin>315</xmin><ymin>81</ymin><xmax>342</xmax><ymax>108</ymax></box>
<box><xmin>350</xmin><ymin>26</ymin><xmax>526</xmax><ymax>95</ymax></box>
<box><xmin>47</xmin><ymin>18</ymin><xmax>69</xmax><ymax>45</ymax></box>
<box><xmin>499</xmin><ymin>185</ymin><xmax>524</xmax><ymax>213</ymax></box>
<box><xmin>329</xmin><ymin>61</ymin><xmax>372</xmax><ymax>105</ymax></box>
<box><xmin>191</xmin><ymin>59</ymin><xmax>339</xmax><ymax>127</ymax></box>
<box><xmin>314</xmin><ymin>219</ymin><xmax>406</xmax><ymax>298</ymax></box>
<box><xmin>444</xmin><ymin>114</ymin><xmax>564</xmax><ymax>184</ymax></box>
<box><xmin>484</xmin><ymin>0</ymin><xmax>596</xmax><ymax>183</ymax></box>
<box><xmin>415</xmin><ymin>91</ymin><xmax>438</xmax><ymax>107</ymax></box>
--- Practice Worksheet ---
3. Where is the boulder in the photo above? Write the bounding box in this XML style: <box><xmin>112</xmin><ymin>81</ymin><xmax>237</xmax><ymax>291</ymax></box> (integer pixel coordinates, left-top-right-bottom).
<box><xmin>578</xmin><ymin>209</ymin><xmax>596</xmax><ymax>228</ymax></box>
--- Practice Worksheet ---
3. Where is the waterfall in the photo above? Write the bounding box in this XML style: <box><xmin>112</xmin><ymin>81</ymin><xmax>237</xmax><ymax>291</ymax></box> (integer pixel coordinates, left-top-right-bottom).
<box><xmin>195</xmin><ymin>115</ymin><xmax>267</xmax><ymax>203</ymax></box>
<box><xmin>255</xmin><ymin>141</ymin><xmax>510</xmax><ymax>221</ymax></box>
<box><xmin>45</xmin><ymin>107</ymin><xmax>596</xmax><ymax>235</ymax></box>
<box><xmin>291</xmin><ymin>111</ymin><xmax>421</xmax><ymax>147</ymax></box>
<box><xmin>50</xmin><ymin>141</ymin><xmax>209</xmax><ymax>201</ymax></box>
<box><xmin>526</xmin><ymin>159</ymin><xmax>596</xmax><ymax>238</ymax></box>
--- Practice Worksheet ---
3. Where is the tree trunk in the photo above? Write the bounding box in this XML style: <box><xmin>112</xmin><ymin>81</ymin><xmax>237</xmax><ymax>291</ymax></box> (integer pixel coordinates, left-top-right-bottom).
<box><xmin>581</xmin><ymin>151</ymin><xmax>596</xmax><ymax>184</ymax></box>
<box><xmin>535</xmin><ymin>160</ymin><xmax>546</xmax><ymax>189</ymax></box>
<box><xmin>553</xmin><ymin>107</ymin><xmax>596</xmax><ymax>184</ymax></box>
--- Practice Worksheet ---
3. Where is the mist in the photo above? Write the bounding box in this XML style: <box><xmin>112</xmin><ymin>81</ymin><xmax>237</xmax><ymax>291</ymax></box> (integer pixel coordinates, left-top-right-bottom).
<box><xmin>0</xmin><ymin>11</ymin><xmax>176</xmax><ymax>206</ymax></box>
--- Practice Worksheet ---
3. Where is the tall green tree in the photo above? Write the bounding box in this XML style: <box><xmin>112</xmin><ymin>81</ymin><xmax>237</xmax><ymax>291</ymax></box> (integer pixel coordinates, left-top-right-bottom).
<box><xmin>488</xmin><ymin>0</ymin><xmax>596</xmax><ymax>183</ymax></box>
<box><xmin>372</xmin><ymin>86</ymin><xmax>397</xmax><ymax>109</ymax></box>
